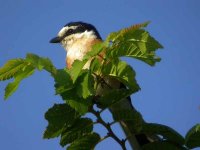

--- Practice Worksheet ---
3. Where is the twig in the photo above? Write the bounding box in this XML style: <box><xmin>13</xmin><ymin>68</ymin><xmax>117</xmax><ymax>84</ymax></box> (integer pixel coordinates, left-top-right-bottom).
<box><xmin>99</xmin><ymin>134</ymin><xmax>110</xmax><ymax>143</ymax></box>
<box><xmin>109</xmin><ymin>121</ymin><xmax>117</xmax><ymax>126</ymax></box>
<box><xmin>90</xmin><ymin>108</ymin><xmax>127</xmax><ymax>150</ymax></box>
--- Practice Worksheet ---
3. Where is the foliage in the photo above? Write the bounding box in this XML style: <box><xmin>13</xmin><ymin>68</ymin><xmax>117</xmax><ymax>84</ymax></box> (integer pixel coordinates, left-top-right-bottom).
<box><xmin>185</xmin><ymin>124</ymin><xmax>200</xmax><ymax>149</ymax></box>
<box><xmin>0</xmin><ymin>22</ymin><xmax>199</xmax><ymax>150</ymax></box>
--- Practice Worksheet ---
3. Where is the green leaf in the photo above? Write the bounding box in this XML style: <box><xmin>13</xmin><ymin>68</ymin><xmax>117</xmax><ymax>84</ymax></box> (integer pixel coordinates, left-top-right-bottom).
<box><xmin>76</xmin><ymin>71</ymin><xmax>94</xmax><ymax>98</ymax></box>
<box><xmin>0</xmin><ymin>53</ymin><xmax>58</xmax><ymax>100</ymax></box>
<box><xmin>26</xmin><ymin>53</ymin><xmax>57</xmax><ymax>75</ymax></box>
<box><xmin>185</xmin><ymin>124</ymin><xmax>200</xmax><ymax>149</ymax></box>
<box><xmin>142</xmin><ymin>141</ymin><xmax>187</xmax><ymax>150</ymax></box>
<box><xmin>43</xmin><ymin>124</ymin><xmax>64</xmax><ymax>139</ymax></box>
<box><xmin>67</xmin><ymin>133</ymin><xmax>100</xmax><ymax>150</ymax></box>
<box><xmin>69</xmin><ymin>59</ymin><xmax>88</xmax><ymax>83</ymax></box>
<box><xmin>112</xmin><ymin>109</ymin><xmax>142</xmax><ymax>121</ymax></box>
<box><xmin>99</xmin><ymin>88</ymin><xmax>134</xmax><ymax>108</ymax></box>
<box><xmin>142</xmin><ymin>123</ymin><xmax>185</xmax><ymax>145</ymax></box>
<box><xmin>67</xmin><ymin>98</ymin><xmax>92</xmax><ymax>115</ymax></box>
<box><xmin>26</xmin><ymin>53</ymin><xmax>40</xmax><ymax>64</ymax></box>
<box><xmin>0</xmin><ymin>58</ymin><xmax>27</xmax><ymax>81</ymax></box>
<box><xmin>106</xmin><ymin>21</ymin><xmax>150</xmax><ymax>42</ymax></box>
<box><xmin>89</xmin><ymin>57</ymin><xmax>101</xmax><ymax>73</ymax></box>
<box><xmin>54</xmin><ymin>69</ymin><xmax>73</xmax><ymax>94</ymax></box>
<box><xmin>106</xmin><ymin>22</ymin><xmax>163</xmax><ymax>66</ymax></box>
<box><xmin>83</xmin><ymin>42</ymin><xmax>107</xmax><ymax>60</ymax></box>
<box><xmin>38</xmin><ymin>57</ymin><xmax>57</xmax><ymax>75</ymax></box>
<box><xmin>58</xmin><ymin>71</ymin><xmax>93</xmax><ymax>114</ymax></box>
<box><xmin>58</xmin><ymin>89</ymin><xmax>92</xmax><ymax>115</ymax></box>
<box><xmin>4</xmin><ymin>66</ymin><xmax>35</xmax><ymax>100</ymax></box>
<box><xmin>101</xmin><ymin>59</ymin><xmax>140</xmax><ymax>91</ymax></box>
<box><xmin>61</xmin><ymin>89</ymin><xmax>92</xmax><ymax>114</ymax></box>
<box><xmin>60</xmin><ymin>118</ymin><xmax>93</xmax><ymax>146</ymax></box>
<box><xmin>43</xmin><ymin>104</ymin><xmax>80</xmax><ymax>139</ymax></box>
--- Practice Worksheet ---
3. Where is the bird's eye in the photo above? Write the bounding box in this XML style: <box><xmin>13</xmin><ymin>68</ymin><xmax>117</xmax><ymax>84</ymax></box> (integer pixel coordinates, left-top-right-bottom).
<box><xmin>67</xmin><ymin>29</ymin><xmax>73</xmax><ymax>33</ymax></box>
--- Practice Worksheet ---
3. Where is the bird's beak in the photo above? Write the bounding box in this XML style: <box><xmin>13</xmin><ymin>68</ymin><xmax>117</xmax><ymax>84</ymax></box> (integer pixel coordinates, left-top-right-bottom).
<box><xmin>49</xmin><ymin>36</ymin><xmax>62</xmax><ymax>43</ymax></box>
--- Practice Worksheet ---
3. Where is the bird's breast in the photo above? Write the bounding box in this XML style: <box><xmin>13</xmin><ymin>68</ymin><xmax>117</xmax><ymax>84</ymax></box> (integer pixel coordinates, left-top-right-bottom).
<box><xmin>66</xmin><ymin>38</ymin><xmax>102</xmax><ymax>69</ymax></box>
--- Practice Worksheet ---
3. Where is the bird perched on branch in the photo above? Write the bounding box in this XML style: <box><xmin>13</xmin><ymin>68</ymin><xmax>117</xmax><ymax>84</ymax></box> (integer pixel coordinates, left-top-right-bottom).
<box><xmin>50</xmin><ymin>21</ymin><xmax>157</xmax><ymax>149</ymax></box>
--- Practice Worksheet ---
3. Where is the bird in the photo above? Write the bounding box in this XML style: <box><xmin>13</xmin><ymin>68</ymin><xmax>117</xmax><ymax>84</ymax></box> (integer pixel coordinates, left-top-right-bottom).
<box><xmin>50</xmin><ymin>21</ymin><xmax>157</xmax><ymax>149</ymax></box>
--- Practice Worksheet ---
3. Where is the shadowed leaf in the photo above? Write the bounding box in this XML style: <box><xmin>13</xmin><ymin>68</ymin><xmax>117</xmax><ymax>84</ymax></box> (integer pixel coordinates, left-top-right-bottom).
<box><xmin>43</xmin><ymin>104</ymin><xmax>80</xmax><ymax>139</ymax></box>
<box><xmin>142</xmin><ymin>141</ymin><xmax>187</xmax><ymax>150</ymax></box>
<box><xmin>99</xmin><ymin>88</ymin><xmax>134</xmax><ymax>108</ymax></box>
<box><xmin>60</xmin><ymin>118</ymin><xmax>93</xmax><ymax>146</ymax></box>
<box><xmin>112</xmin><ymin>109</ymin><xmax>143</xmax><ymax>133</ymax></box>
<box><xmin>185</xmin><ymin>124</ymin><xmax>200</xmax><ymax>149</ymax></box>
<box><xmin>54</xmin><ymin>69</ymin><xmax>73</xmax><ymax>95</ymax></box>
<box><xmin>67</xmin><ymin>98</ymin><xmax>92</xmax><ymax>115</ymax></box>
<box><xmin>67</xmin><ymin>133</ymin><xmax>100</xmax><ymax>150</ymax></box>
<box><xmin>142</xmin><ymin>123</ymin><xmax>185</xmax><ymax>145</ymax></box>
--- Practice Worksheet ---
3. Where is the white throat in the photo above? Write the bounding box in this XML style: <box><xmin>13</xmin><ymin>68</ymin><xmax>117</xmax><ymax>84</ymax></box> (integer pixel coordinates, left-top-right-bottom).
<box><xmin>61</xmin><ymin>30</ymin><xmax>97</xmax><ymax>68</ymax></box>
<box><xmin>61</xmin><ymin>30</ymin><xmax>97</xmax><ymax>52</ymax></box>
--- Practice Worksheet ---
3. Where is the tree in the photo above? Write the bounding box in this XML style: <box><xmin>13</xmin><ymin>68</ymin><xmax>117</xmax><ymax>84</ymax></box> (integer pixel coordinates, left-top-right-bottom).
<box><xmin>0</xmin><ymin>22</ymin><xmax>199</xmax><ymax>150</ymax></box>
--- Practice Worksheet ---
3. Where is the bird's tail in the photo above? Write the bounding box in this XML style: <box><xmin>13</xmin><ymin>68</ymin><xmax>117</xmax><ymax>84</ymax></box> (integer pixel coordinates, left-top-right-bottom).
<box><xmin>110</xmin><ymin>97</ymin><xmax>159</xmax><ymax>149</ymax></box>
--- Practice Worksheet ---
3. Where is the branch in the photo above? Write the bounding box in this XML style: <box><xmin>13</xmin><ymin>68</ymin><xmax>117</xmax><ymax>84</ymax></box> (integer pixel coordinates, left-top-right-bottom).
<box><xmin>90</xmin><ymin>107</ymin><xmax>127</xmax><ymax>150</ymax></box>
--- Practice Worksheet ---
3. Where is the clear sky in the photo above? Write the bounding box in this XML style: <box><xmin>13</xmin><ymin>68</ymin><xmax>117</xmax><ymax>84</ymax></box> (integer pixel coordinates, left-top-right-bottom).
<box><xmin>0</xmin><ymin>0</ymin><xmax>200</xmax><ymax>150</ymax></box>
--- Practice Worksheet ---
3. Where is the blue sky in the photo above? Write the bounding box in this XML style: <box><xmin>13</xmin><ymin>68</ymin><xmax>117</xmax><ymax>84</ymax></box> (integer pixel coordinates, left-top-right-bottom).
<box><xmin>0</xmin><ymin>0</ymin><xmax>200</xmax><ymax>149</ymax></box>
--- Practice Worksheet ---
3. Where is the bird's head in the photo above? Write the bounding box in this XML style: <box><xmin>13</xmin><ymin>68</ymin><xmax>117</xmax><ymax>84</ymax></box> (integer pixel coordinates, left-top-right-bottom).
<box><xmin>50</xmin><ymin>21</ymin><xmax>102</xmax><ymax>68</ymax></box>
<box><xmin>50</xmin><ymin>21</ymin><xmax>101</xmax><ymax>49</ymax></box>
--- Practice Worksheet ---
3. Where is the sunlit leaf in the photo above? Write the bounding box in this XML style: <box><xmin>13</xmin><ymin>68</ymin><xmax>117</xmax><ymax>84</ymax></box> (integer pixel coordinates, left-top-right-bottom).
<box><xmin>1</xmin><ymin>53</ymin><xmax>58</xmax><ymax>100</ymax></box>
<box><xmin>106</xmin><ymin>21</ymin><xmax>150</xmax><ymax>42</ymax></box>
<box><xmin>26</xmin><ymin>53</ymin><xmax>57</xmax><ymax>75</ymax></box>
<box><xmin>83</xmin><ymin>42</ymin><xmax>106</xmax><ymax>60</ymax></box>
<box><xmin>101</xmin><ymin>59</ymin><xmax>140</xmax><ymax>91</ymax></box>
<box><xmin>89</xmin><ymin>57</ymin><xmax>101</xmax><ymax>73</ymax></box>
<box><xmin>76</xmin><ymin>71</ymin><xmax>94</xmax><ymax>98</ymax></box>
<box><xmin>4</xmin><ymin>66</ymin><xmax>35</xmax><ymax>100</ymax></box>
<box><xmin>106</xmin><ymin>22</ymin><xmax>163</xmax><ymax>66</ymax></box>
<box><xmin>38</xmin><ymin>57</ymin><xmax>57</xmax><ymax>75</ymax></box>
<box><xmin>69</xmin><ymin>60</ymin><xmax>88</xmax><ymax>83</ymax></box>
<box><xmin>26</xmin><ymin>53</ymin><xmax>40</xmax><ymax>65</ymax></box>
<box><xmin>0</xmin><ymin>58</ymin><xmax>27</xmax><ymax>81</ymax></box>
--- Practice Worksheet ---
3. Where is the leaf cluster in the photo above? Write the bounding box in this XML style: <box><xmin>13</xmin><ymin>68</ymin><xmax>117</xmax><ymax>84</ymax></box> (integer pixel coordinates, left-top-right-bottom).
<box><xmin>0</xmin><ymin>22</ymin><xmax>199</xmax><ymax>150</ymax></box>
